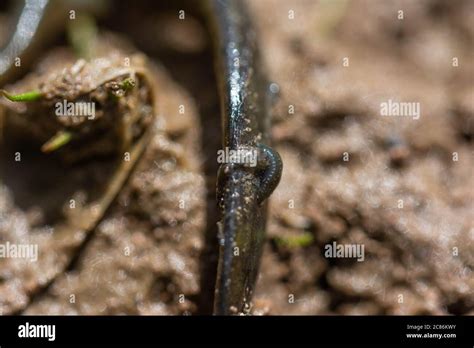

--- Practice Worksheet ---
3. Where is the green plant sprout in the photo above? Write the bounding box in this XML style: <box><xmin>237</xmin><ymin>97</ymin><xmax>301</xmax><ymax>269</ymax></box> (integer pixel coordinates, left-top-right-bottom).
<box><xmin>275</xmin><ymin>232</ymin><xmax>315</xmax><ymax>248</ymax></box>
<box><xmin>1</xmin><ymin>89</ymin><xmax>43</xmax><ymax>102</ymax></box>
<box><xmin>67</xmin><ymin>13</ymin><xmax>98</xmax><ymax>60</ymax></box>
<box><xmin>119</xmin><ymin>77</ymin><xmax>136</xmax><ymax>91</ymax></box>
<box><xmin>41</xmin><ymin>131</ymin><xmax>73</xmax><ymax>153</ymax></box>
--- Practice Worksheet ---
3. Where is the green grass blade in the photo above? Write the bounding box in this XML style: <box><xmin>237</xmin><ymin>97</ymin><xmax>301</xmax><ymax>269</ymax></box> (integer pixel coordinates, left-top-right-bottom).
<box><xmin>41</xmin><ymin>131</ymin><xmax>73</xmax><ymax>153</ymax></box>
<box><xmin>1</xmin><ymin>89</ymin><xmax>43</xmax><ymax>102</ymax></box>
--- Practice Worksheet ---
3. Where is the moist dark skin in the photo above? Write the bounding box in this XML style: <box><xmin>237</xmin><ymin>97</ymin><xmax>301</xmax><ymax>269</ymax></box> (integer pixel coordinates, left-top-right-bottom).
<box><xmin>1</xmin><ymin>0</ymin><xmax>283</xmax><ymax>316</ymax></box>
<box><xmin>206</xmin><ymin>0</ymin><xmax>282</xmax><ymax>314</ymax></box>
<box><xmin>255</xmin><ymin>143</ymin><xmax>283</xmax><ymax>204</ymax></box>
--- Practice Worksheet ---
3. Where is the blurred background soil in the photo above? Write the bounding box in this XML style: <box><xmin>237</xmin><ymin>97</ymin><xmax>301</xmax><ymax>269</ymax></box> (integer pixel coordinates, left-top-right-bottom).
<box><xmin>250</xmin><ymin>0</ymin><xmax>473</xmax><ymax>315</ymax></box>
<box><xmin>0</xmin><ymin>0</ymin><xmax>472</xmax><ymax>314</ymax></box>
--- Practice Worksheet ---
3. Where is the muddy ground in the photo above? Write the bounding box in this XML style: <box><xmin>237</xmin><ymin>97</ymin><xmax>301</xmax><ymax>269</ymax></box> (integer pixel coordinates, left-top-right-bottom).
<box><xmin>0</xmin><ymin>0</ymin><xmax>472</xmax><ymax>315</ymax></box>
